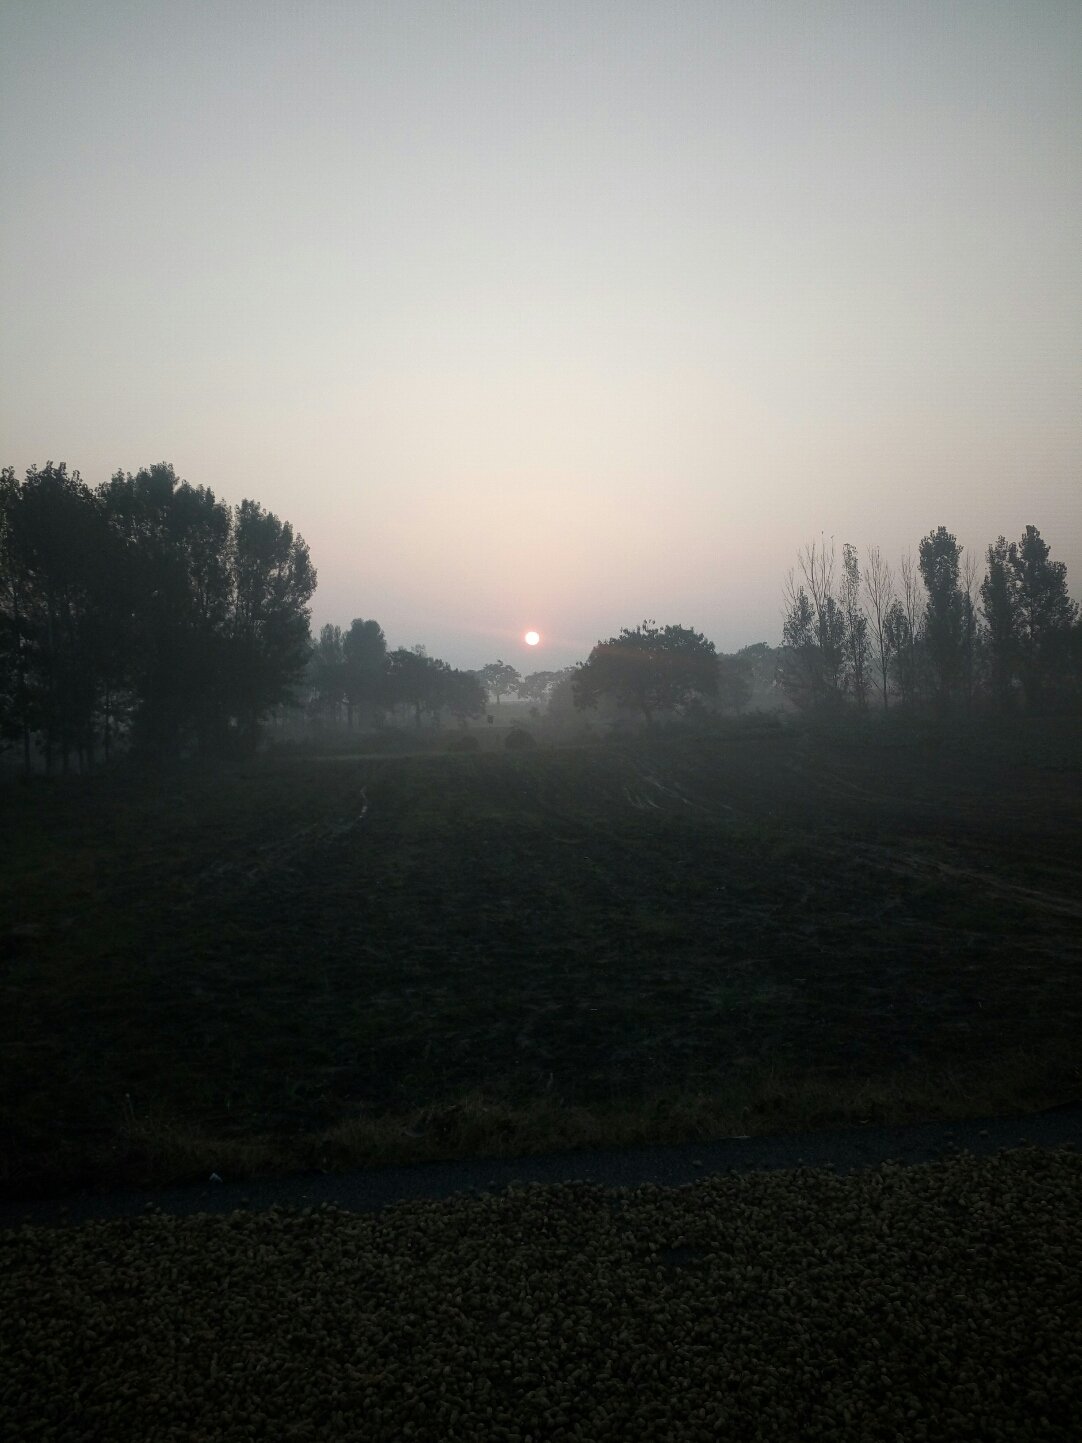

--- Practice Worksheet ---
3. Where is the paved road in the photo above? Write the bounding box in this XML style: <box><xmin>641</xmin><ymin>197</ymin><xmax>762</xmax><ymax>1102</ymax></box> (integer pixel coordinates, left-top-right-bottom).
<box><xmin>3</xmin><ymin>1100</ymin><xmax>1080</xmax><ymax>1231</ymax></box>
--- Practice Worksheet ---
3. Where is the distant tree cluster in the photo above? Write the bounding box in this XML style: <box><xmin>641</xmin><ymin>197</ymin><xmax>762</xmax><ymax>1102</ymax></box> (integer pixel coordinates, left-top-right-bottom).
<box><xmin>516</xmin><ymin>669</ymin><xmax>570</xmax><ymax>705</ymax></box>
<box><xmin>305</xmin><ymin>631</ymin><xmax>486</xmax><ymax>730</ymax></box>
<box><xmin>379</xmin><ymin>659</ymin><xmax>581</xmax><ymax>719</ymax></box>
<box><xmin>780</xmin><ymin>526</ymin><xmax>1079</xmax><ymax>715</ymax></box>
<box><xmin>568</xmin><ymin>620</ymin><xmax>752</xmax><ymax>725</ymax></box>
<box><xmin>1</xmin><ymin>462</ymin><xmax>315</xmax><ymax>772</ymax></box>
<box><xmin>472</xmin><ymin>665</ymin><xmax>578</xmax><ymax>711</ymax></box>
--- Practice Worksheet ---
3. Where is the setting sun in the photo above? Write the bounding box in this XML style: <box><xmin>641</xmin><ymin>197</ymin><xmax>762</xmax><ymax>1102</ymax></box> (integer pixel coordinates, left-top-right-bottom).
<box><xmin>524</xmin><ymin>630</ymin><xmax>540</xmax><ymax>647</ymax></box>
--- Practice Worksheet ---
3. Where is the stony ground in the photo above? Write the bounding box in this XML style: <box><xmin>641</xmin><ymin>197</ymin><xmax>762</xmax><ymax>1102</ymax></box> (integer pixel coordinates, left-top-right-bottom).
<box><xmin>3</xmin><ymin>1145</ymin><xmax>1080</xmax><ymax>1441</ymax></box>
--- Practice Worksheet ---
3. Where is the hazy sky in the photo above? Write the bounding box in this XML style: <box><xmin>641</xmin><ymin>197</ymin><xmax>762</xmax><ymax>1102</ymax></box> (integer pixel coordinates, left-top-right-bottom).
<box><xmin>2</xmin><ymin>1</ymin><xmax>1080</xmax><ymax>672</ymax></box>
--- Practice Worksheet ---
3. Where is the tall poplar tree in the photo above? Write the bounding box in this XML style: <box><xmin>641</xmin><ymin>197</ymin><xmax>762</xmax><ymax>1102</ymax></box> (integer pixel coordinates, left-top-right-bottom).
<box><xmin>1007</xmin><ymin>525</ymin><xmax>1078</xmax><ymax>710</ymax></box>
<box><xmin>918</xmin><ymin>526</ymin><xmax>967</xmax><ymax>713</ymax></box>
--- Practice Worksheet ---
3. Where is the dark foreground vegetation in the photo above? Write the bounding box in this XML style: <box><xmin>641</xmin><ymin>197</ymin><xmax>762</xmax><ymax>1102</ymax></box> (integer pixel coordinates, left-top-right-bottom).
<box><xmin>5</xmin><ymin>1148</ymin><xmax>1080</xmax><ymax>1441</ymax></box>
<box><xmin>3</xmin><ymin>714</ymin><xmax>1079</xmax><ymax>1199</ymax></box>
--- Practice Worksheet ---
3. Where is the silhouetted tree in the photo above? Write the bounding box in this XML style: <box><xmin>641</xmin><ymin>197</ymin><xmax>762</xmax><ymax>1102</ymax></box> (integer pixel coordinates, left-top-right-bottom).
<box><xmin>386</xmin><ymin>646</ymin><xmax>444</xmax><ymax>727</ymax></box>
<box><xmin>479</xmin><ymin>660</ymin><xmax>520</xmax><ymax>706</ymax></box>
<box><xmin>736</xmin><ymin>642</ymin><xmax>782</xmax><ymax>708</ymax></box>
<box><xmin>779</xmin><ymin>585</ymin><xmax>819</xmax><ymax>710</ymax></box>
<box><xmin>840</xmin><ymin>543</ymin><xmax>870</xmax><ymax>708</ymax></box>
<box><xmin>574</xmin><ymin>620</ymin><xmax>717</xmax><ymax>723</ymax></box>
<box><xmin>443</xmin><ymin>667</ymin><xmax>487</xmax><ymax>724</ymax></box>
<box><xmin>4</xmin><ymin>463</ymin><xmax>116</xmax><ymax>772</ymax></box>
<box><xmin>897</xmin><ymin>550</ymin><xmax>925</xmax><ymax>707</ymax></box>
<box><xmin>918</xmin><ymin>526</ymin><xmax>967</xmax><ymax>714</ymax></box>
<box><xmin>518</xmin><ymin>669</ymin><xmax>568</xmax><ymax>704</ymax></box>
<box><xmin>0</xmin><ymin>467</ymin><xmax>32</xmax><ymax>769</ymax></box>
<box><xmin>227</xmin><ymin>499</ymin><xmax>316</xmax><ymax>749</ymax></box>
<box><xmin>980</xmin><ymin>536</ymin><xmax>1017</xmax><ymax>712</ymax></box>
<box><xmin>776</xmin><ymin>525</ymin><xmax>1076</xmax><ymax>715</ymax></box>
<box><xmin>960</xmin><ymin>549</ymin><xmax>981</xmax><ymax>711</ymax></box>
<box><xmin>99</xmin><ymin>464</ymin><xmax>233</xmax><ymax>755</ymax></box>
<box><xmin>99</xmin><ymin>463</ymin><xmax>313</xmax><ymax>758</ymax></box>
<box><xmin>2</xmin><ymin>463</ymin><xmax>134</xmax><ymax>770</ymax></box>
<box><xmin>1069</xmin><ymin>616</ymin><xmax>1082</xmax><ymax>702</ymax></box>
<box><xmin>1008</xmin><ymin>525</ymin><xmax>1078</xmax><ymax>710</ymax></box>
<box><xmin>545</xmin><ymin>668</ymin><xmax>583</xmax><ymax>727</ymax></box>
<box><xmin>342</xmin><ymin>618</ymin><xmax>387</xmax><ymax>728</ymax></box>
<box><xmin>863</xmin><ymin>545</ymin><xmax>896</xmax><ymax>710</ymax></box>
<box><xmin>715</xmin><ymin>653</ymin><xmax>753</xmax><ymax>713</ymax></box>
<box><xmin>883</xmin><ymin>599</ymin><xmax>917</xmax><ymax>709</ymax></box>
<box><xmin>310</xmin><ymin>623</ymin><xmax>345</xmax><ymax>723</ymax></box>
<box><xmin>780</xmin><ymin>541</ymin><xmax>846</xmax><ymax>709</ymax></box>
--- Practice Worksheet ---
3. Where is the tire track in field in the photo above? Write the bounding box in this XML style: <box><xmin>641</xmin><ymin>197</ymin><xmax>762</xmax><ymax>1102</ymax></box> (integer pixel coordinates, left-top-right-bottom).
<box><xmin>190</xmin><ymin>787</ymin><xmax>370</xmax><ymax>902</ymax></box>
<box><xmin>847</xmin><ymin>841</ymin><xmax>1082</xmax><ymax>923</ymax></box>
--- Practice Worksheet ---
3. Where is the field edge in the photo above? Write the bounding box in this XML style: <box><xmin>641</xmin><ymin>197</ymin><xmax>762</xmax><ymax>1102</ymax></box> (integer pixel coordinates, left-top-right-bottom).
<box><xmin>4</xmin><ymin>1039</ymin><xmax>1079</xmax><ymax>1202</ymax></box>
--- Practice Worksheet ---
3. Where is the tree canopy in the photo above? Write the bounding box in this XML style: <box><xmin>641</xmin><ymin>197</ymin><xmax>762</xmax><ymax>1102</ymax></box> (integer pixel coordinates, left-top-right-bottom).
<box><xmin>573</xmin><ymin>620</ymin><xmax>717</xmax><ymax>722</ymax></box>
<box><xmin>479</xmin><ymin>660</ymin><xmax>520</xmax><ymax>705</ymax></box>
<box><xmin>384</xmin><ymin>646</ymin><xmax>486</xmax><ymax>728</ymax></box>
<box><xmin>1008</xmin><ymin>525</ymin><xmax>1078</xmax><ymax>708</ymax></box>
<box><xmin>0</xmin><ymin>461</ymin><xmax>315</xmax><ymax>768</ymax></box>
<box><xmin>342</xmin><ymin>618</ymin><xmax>387</xmax><ymax>727</ymax></box>
<box><xmin>518</xmin><ymin>669</ymin><xmax>572</xmax><ymax>704</ymax></box>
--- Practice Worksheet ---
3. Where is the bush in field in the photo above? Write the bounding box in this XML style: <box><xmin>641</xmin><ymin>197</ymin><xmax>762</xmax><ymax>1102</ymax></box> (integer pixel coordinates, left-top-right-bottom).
<box><xmin>504</xmin><ymin>728</ymin><xmax>536</xmax><ymax>750</ymax></box>
<box><xmin>446</xmin><ymin>734</ymin><xmax>479</xmax><ymax>753</ymax></box>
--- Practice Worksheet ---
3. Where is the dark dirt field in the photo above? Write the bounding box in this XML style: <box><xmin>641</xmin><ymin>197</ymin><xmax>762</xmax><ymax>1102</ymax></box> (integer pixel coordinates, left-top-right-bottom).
<box><xmin>3</xmin><ymin>715</ymin><xmax>1080</xmax><ymax>1197</ymax></box>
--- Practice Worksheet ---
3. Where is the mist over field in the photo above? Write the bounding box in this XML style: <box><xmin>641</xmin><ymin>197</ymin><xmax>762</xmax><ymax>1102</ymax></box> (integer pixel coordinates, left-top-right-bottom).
<box><xmin>2</xmin><ymin>8</ymin><xmax>1081</xmax><ymax>1437</ymax></box>
<box><xmin>3</xmin><ymin>0</ymin><xmax>1080</xmax><ymax>1187</ymax></box>
<box><xmin>2</xmin><ymin>0</ymin><xmax>1080</xmax><ymax>1187</ymax></box>
<box><xmin>3</xmin><ymin>454</ymin><xmax>1080</xmax><ymax>1191</ymax></box>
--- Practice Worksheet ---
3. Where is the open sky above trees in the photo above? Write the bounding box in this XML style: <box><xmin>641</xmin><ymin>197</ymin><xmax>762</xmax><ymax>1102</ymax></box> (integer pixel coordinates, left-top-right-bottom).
<box><xmin>2</xmin><ymin>2</ymin><xmax>1080</xmax><ymax>673</ymax></box>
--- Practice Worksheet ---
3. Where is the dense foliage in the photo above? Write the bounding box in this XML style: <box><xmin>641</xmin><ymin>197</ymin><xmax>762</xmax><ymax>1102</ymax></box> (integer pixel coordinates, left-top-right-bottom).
<box><xmin>573</xmin><ymin>621</ymin><xmax>720</xmax><ymax>722</ymax></box>
<box><xmin>305</xmin><ymin>633</ymin><xmax>486</xmax><ymax>731</ymax></box>
<box><xmin>1</xmin><ymin>462</ymin><xmax>315</xmax><ymax>770</ymax></box>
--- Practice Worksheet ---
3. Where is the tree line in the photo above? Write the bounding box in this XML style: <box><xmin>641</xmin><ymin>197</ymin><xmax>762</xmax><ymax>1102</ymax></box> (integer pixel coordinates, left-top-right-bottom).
<box><xmin>304</xmin><ymin>645</ymin><xmax>579</xmax><ymax>731</ymax></box>
<box><xmin>506</xmin><ymin>525</ymin><xmax>1079</xmax><ymax>727</ymax></box>
<box><xmin>4</xmin><ymin>457</ymin><xmax>1078</xmax><ymax>773</ymax></box>
<box><xmin>779</xmin><ymin>526</ymin><xmax>1079</xmax><ymax>716</ymax></box>
<box><xmin>1</xmin><ymin>462</ymin><xmax>315</xmax><ymax>772</ymax></box>
<box><xmin>305</xmin><ymin>623</ymin><xmax>487</xmax><ymax>731</ymax></box>
<box><xmin>0</xmin><ymin>458</ymin><xmax>550</xmax><ymax>769</ymax></box>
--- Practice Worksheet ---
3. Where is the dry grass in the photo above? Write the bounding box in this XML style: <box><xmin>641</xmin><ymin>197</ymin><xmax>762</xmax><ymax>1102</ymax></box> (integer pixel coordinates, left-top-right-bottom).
<box><xmin>11</xmin><ymin>1037</ymin><xmax>1066</xmax><ymax>1196</ymax></box>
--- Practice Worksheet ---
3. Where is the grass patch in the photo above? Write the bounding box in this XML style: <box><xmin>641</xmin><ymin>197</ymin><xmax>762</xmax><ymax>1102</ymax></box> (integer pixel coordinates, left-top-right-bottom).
<box><xmin>6</xmin><ymin>1038</ymin><xmax>1077</xmax><ymax>1198</ymax></box>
